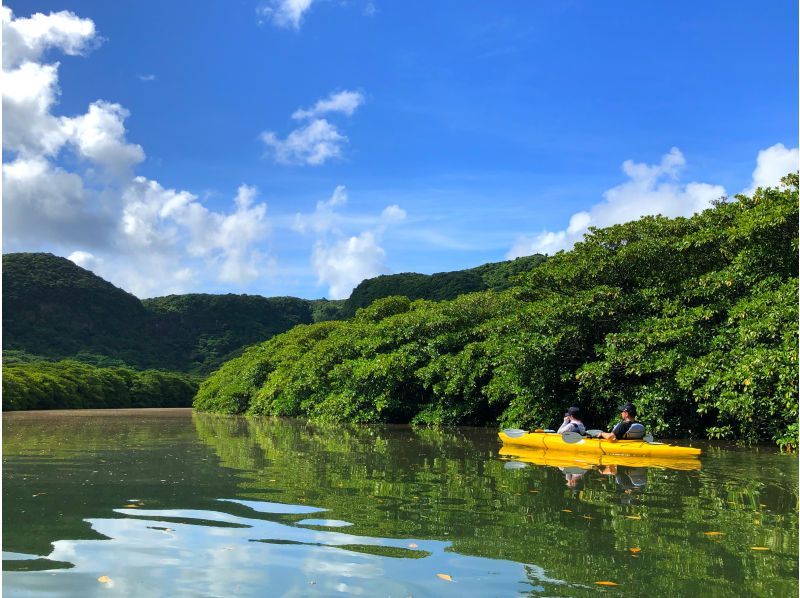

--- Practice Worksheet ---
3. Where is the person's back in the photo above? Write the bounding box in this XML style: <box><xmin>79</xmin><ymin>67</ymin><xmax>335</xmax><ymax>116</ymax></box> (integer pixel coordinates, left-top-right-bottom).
<box><xmin>599</xmin><ymin>403</ymin><xmax>644</xmax><ymax>440</ymax></box>
<box><xmin>557</xmin><ymin>406</ymin><xmax>586</xmax><ymax>435</ymax></box>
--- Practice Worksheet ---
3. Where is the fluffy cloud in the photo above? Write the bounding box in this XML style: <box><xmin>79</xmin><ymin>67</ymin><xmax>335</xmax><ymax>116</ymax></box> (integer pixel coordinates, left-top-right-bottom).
<box><xmin>3</xmin><ymin>8</ymin><xmax>273</xmax><ymax>297</ymax></box>
<box><xmin>256</xmin><ymin>0</ymin><xmax>314</xmax><ymax>29</ymax></box>
<box><xmin>63</xmin><ymin>101</ymin><xmax>145</xmax><ymax>177</ymax></box>
<box><xmin>2</xmin><ymin>61</ymin><xmax>67</xmax><ymax>156</ymax></box>
<box><xmin>119</xmin><ymin>179</ymin><xmax>270</xmax><ymax>285</ymax></box>
<box><xmin>2</xmin><ymin>7</ymin><xmax>96</xmax><ymax>69</ymax></box>
<box><xmin>2</xmin><ymin>156</ymin><xmax>113</xmax><ymax>249</ymax></box>
<box><xmin>296</xmin><ymin>186</ymin><xmax>406</xmax><ymax>299</ymax></box>
<box><xmin>261</xmin><ymin>119</ymin><xmax>347</xmax><ymax>166</ymax></box>
<box><xmin>261</xmin><ymin>90</ymin><xmax>364</xmax><ymax>166</ymax></box>
<box><xmin>508</xmin><ymin>148</ymin><xmax>726</xmax><ymax>257</ymax></box>
<box><xmin>744</xmin><ymin>143</ymin><xmax>799</xmax><ymax>195</ymax></box>
<box><xmin>312</xmin><ymin>232</ymin><xmax>386</xmax><ymax>299</ymax></box>
<box><xmin>292</xmin><ymin>90</ymin><xmax>364</xmax><ymax>120</ymax></box>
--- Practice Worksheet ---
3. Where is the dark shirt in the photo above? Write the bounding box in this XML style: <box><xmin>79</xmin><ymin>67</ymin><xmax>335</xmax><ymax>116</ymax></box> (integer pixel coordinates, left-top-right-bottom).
<box><xmin>611</xmin><ymin>420</ymin><xmax>634</xmax><ymax>438</ymax></box>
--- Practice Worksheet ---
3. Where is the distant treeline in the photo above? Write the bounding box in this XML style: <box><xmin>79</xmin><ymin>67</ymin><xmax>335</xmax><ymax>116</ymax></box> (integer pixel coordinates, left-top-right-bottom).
<box><xmin>3</xmin><ymin>253</ymin><xmax>541</xmax><ymax>375</ymax></box>
<box><xmin>2</xmin><ymin>249</ymin><xmax>541</xmax><ymax>412</ymax></box>
<box><xmin>3</xmin><ymin>360</ymin><xmax>198</xmax><ymax>411</ymax></box>
<box><xmin>195</xmin><ymin>175</ymin><xmax>799</xmax><ymax>448</ymax></box>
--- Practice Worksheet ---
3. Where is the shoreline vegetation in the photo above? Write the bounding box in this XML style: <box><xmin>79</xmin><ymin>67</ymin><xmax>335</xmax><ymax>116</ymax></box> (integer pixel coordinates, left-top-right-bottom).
<box><xmin>3</xmin><ymin>176</ymin><xmax>797</xmax><ymax>448</ymax></box>
<box><xmin>195</xmin><ymin>176</ymin><xmax>798</xmax><ymax>449</ymax></box>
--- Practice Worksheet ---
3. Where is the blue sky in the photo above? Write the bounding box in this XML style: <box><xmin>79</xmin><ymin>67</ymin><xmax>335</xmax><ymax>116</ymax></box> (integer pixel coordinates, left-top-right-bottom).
<box><xmin>3</xmin><ymin>1</ymin><xmax>797</xmax><ymax>298</ymax></box>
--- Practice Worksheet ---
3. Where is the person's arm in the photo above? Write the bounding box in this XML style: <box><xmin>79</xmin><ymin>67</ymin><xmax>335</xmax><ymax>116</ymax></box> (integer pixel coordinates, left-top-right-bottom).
<box><xmin>556</xmin><ymin>418</ymin><xmax>573</xmax><ymax>434</ymax></box>
<box><xmin>599</xmin><ymin>421</ymin><xmax>624</xmax><ymax>440</ymax></box>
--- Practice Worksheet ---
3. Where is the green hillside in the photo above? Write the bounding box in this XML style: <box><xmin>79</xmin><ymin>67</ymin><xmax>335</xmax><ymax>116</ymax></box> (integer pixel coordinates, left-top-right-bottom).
<box><xmin>3</xmin><ymin>249</ymin><xmax>544</xmax><ymax>411</ymax></box>
<box><xmin>195</xmin><ymin>175</ymin><xmax>799</xmax><ymax>448</ymax></box>
<box><xmin>343</xmin><ymin>254</ymin><xmax>545</xmax><ymax>315</ymax></box>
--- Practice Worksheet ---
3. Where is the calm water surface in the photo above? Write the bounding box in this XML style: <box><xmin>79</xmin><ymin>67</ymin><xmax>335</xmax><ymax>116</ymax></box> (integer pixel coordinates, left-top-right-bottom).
<box><xmin>3</xmin><ymin>409</ymin><xmax>797</xmax><ymax>596</ymax></box>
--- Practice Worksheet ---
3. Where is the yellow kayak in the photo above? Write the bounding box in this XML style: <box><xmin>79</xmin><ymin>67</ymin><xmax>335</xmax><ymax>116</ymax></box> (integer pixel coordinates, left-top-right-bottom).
<box><xmin>498</xmin><ymin>430</ymin><xmax>702</xmax><ymax>457</ymax></box>
<box><xmin>498</xmin><ymin>445</ymin><xmax>701</xmax><ymax>470</ymax></box>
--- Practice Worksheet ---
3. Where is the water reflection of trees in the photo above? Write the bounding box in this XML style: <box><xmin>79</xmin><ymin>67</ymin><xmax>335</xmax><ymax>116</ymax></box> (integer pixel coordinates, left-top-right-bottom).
<box><xmin>193</xmin><ymin>413</ymin><xmax>798</xmax><ymax>596</ymax></box>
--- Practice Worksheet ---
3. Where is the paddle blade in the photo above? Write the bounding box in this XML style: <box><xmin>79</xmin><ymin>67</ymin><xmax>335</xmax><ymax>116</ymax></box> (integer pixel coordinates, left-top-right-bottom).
<box><xmin>585</xmin><ymin>429</ymin><xmax>602</xmax><ymax>438</ymax></box>
<box><xmin>504</xmin><ymin>461</ymin><xmax>529</xmax><ymax>470</ymax></box>
<box><xmin>562</xmin><ymin>431</ymin><xmax>584</xmax><ymax>444</ymax></box>
<box><xmin>643</xmin><ymin>433</ymin><xmax>654</xmax><ymax>443</ymax></box>
<box><xmin>503</xmin><ymin>428</ymin><xmax>528</xmax><ymax>439</ymax></box>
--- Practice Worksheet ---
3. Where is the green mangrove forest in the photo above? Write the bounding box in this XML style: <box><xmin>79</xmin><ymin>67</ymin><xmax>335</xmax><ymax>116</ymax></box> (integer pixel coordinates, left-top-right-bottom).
<box><xmin>3</xmin><ymin>176</ymin><xmax>797</xmax><ymax>448</ymax></box>
<box><xmin>195</xmin><ymin>175</ymin><xmax>798</xmax><ymax>449</ymax></box>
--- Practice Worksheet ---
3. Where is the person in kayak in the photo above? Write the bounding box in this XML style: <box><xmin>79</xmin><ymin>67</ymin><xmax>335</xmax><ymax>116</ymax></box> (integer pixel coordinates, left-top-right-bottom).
<box><xmin>597</xmin><ymin>403</ymin><xmax>646</xmax><ymax>440</ymax></box>
<box><xmin>557</xmin><ymin>406</ymin><xmax>586</xmax><ymax>435</ymax></box>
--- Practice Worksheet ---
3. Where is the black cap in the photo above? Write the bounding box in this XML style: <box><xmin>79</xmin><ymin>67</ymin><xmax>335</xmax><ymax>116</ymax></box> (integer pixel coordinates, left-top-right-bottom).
<box><xmin>618</xmin><ymin>402</ymin><xmax>636</xmax><ymax>416</ymax></box>
<box><xmin>565</xmin><ymin>406</ymin><xmax>581</xmax><ymax>417</ymax></box>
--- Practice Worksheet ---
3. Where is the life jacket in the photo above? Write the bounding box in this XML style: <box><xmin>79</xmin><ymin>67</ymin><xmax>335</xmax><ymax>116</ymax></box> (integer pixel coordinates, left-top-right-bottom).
<box><xmin>623</xmin><ymin>422</ymin><xmax>646</xmax><ymax>440</ymax></box>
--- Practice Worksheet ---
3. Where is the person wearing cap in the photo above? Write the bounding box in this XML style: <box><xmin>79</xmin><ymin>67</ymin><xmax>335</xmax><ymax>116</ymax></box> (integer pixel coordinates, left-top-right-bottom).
<box><xmin>557</xmin><ymin>406</ymin><xmax>586</xmax><ymax>435</ymax></box>
<box><xmin>598</xmin><ymin>403</ymin><xmax>644</xmax><ymax>440</ymax></box>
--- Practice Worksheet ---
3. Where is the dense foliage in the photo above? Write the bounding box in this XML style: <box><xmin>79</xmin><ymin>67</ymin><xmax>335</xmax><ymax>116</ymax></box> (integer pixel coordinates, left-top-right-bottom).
<box><xmin>3</xmin><ymin>253</ymin><xmax>536</xmax><ymax>374</ymax></box>
<box><xmin>2</xmin><ymin>360</ymin><xmax>198</xmax><ymax>410</ymax></box>
<box><xmin>343</xmin><ymin>254</ymin><xmax>545</xmax><ymax>315</ymax></box>
<box><xmin>2</xmin><ymin>253</ymin><xmax>319</xmax><ymax>373</ymax></box>
<box><xmin>195</xmin><ymin>176</ymin><xmax>798</xmax><ymax>447</ymax></box>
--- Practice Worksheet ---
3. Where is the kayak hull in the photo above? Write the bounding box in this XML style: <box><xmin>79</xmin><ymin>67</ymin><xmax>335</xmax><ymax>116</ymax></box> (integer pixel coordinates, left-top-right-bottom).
<box><xmin>498</xmin><ymin>445</ymin><xmax>701</xmax><ymax>470</ymax></box>
<box><xmin>498</xmin><ymin>431</ymin><xmax>702</xmax><ymax>457</ymax></box>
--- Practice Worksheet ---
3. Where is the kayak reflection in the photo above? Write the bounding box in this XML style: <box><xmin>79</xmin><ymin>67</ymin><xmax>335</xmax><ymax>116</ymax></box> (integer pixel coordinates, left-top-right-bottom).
<box><xmin>598</xmin><ymin>464</ymin><xmax>648</xmax><ymax>493</ymax></box>
<box><xmin>498</xmin><ymin>445</ymin><xmax>701</xmax><ymax>472</ymax></box>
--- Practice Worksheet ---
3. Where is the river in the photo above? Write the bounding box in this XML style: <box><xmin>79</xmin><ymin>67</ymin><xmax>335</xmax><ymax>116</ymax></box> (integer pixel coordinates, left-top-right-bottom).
<box><xmin>3</xmin><ymin>409</ymin><xmax>797</xmax><ymax>596</ymax></box>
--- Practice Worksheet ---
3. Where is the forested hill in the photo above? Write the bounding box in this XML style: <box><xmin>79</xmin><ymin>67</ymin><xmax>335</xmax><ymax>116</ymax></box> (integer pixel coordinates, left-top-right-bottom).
<box><xmin>2</xmin><ymin>252</ymin><xmax>541</xmax><ymax>375</ymax></box>
<box><xmin>195</xmin><ymin>175</ymin><xmax>799</xmax><ymax>448</ymax></box>
<box><xmin>344</xmin><ymin>254</ymin><xmax>545</xmax><ymax>315</ymax></box>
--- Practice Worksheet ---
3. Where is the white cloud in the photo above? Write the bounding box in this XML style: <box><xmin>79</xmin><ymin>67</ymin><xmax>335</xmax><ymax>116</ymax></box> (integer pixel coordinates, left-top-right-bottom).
<box><xmin>293</xmin><ymin>184</ymin><xmax>347</xmax><ymax>234</ymax></box>
<box><xmin>296</xmin><ymin>186</ymin><xmax>405</xmax><ymax>298</ymax></box>
<box><xmin>2</xmin><ymin>7</ymin><xmax>96</xmax><ymax>69</ymax></box>
<box><xmin>744</xmin><ymin>143</ymin><xmax>799</xmax><ymax>195</ymax></box>
<box><xmin>261</xmin><ymin>118</ymin><xmax>347</xmax><ymax>166</ymax></box>
<box><xmin>67</xmin><ymin>250</ymin><xmax>102</xmax><ymax>271</ymax></box>
<box><xmin>261</xmin><ymin>90</ymin><xmax>364</xmax><ymax>166</ymax></box>
<box><xmin>292</xmin><ymin>90</ymin><xmax>364</xmax><ymax>120</ymax></box>
<box><xmin>119</xmin><ymin>178</ymin><xmax>270</xmax><ymax>286</ymax></box>
<box><xmin>138</xmin><ymin>73</ymin><xmax>156</xmax><ymax>82</ymax></box>
<box><xmin>312</xmin><ymin>232</ymin><xmax>386</xmax><ymax>299</ymax></box>
<box><xmin>380</xmin><ymin>204</ymin><xmax>406</xmax><ymax>224</ymax></box>
<box><xmin>62</xmin><ymin>101</ymin><xmax>145</xmax><ymax>177</ymax></box>
<box><xmin>508</xmin><ymin>147</ymin><xmax>726</xmax><ymax>257</ymax></box>
<box><xmin>2</xmin><ymin>156</ymin><xmax>112</xmax><ymax>249</ymax></box>
<box><xmin>2</xmin><ymin>8</ymin><xmax>274</xmax><ymax>297</ymax></box>
<box><xmin>256</xmin><ymin>0</ymin><xmax>314</xmax><ymax>29</ymax></box>
<box><xmin>2</xmin><ymin>61</ymin><xmax>68</xmax><ymax>156</ymax></box>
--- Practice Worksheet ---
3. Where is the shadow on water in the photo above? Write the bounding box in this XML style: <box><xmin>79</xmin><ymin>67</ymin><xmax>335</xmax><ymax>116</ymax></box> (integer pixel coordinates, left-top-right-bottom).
<box><xmin>3</xmin><ymin>410</ymin><xmax>798</xmax><ymax>596</ymax></box>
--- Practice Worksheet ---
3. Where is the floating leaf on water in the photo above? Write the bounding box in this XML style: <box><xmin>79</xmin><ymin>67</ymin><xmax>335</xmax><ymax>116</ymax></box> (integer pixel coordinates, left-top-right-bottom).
<box><xmin>595</xmin><ymin>581</ymin><xmax>619</xmax><ymax>586</ymax></box>
<box><xmin>437</xmin><ymin>573</ymin><xmax>453</xmax><ymax>582</ymax></box>
<box><xmin>561</xmin><ymin>509</ymin><xmax>572</xmax><ymax>513</ymax></box>
<box><xmin>97</xmin><ymin>576</ymin><xmax>111</xmax><ymax>583</ymax></box>
<box><xmin>624</xmin><ymin>515</ymin><xmax>641</xmax><ymax>520</ymax></box>
<box><xmin>582</xmin><ymin>515</ymin><xmax>593</xmax><ymax>519</ymax></box>
<box><xmin>704</xmin><ymin>531</ymin><xmax>724</xmax><ymax>536</ymax></box>
<box><xmin>628</xmin><ymin>547</ymin><xmax>641</xmax><ymax>553</ymax></box>
<box><xmin>750</xmin><ymin>546</ymin><xmax>769</xmax><ymax>551</ymax></box>
<box><xmin>408</xmin><ymin>543</ymin><xmax>418</xmax><ymax>548</ymax></box>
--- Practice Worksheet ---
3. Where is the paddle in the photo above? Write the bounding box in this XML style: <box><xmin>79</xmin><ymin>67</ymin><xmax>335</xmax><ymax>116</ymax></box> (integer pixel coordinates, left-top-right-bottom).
<box><xmin>561</xmin><ymin>431</ymin><xmax>585</xmax><ymax>444</ymax></box>
<box><xmin>502</xmin><ymin>428</ymin><xmax>554</xmax><ymax>438</ymax></box>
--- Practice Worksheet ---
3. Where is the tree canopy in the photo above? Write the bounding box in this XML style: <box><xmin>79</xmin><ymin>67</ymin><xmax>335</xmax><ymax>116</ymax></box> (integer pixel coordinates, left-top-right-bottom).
<box><xmin>195</xmin><ymin>175</ymin><xmax>798</xmax><ymax>448</ymax></box>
